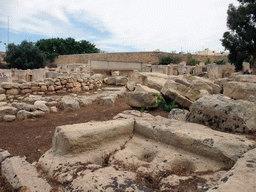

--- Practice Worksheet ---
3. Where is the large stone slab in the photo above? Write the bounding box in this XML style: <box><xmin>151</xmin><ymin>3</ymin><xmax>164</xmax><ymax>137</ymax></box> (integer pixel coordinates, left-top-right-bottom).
<box><xmin>223</xmin><ymin>81</ymin><xmax>256</xmax><ymax>100</ymax></box>
<box><xmin>161</xmin><ymin>88</ymin><xmax>192</xmax><ymax>109</ymax></box>
<box><xmin>208</xmin><ymin>147</ymin><xmax>256</xmax><ymax>192</ymax></box>
<box><xmin>134</xmin><ymin>120</ymin><xmax>255</xmax><ymax>164</ymax></box>
<box><xmin>132</xmin><ymin>72</ymin><xmax>168</xmax><ymax>91</ymax></box>
<box><xmin>124</xmin><ymin>91</ymin><xmax>158</xmax><ymax>108</ymax></box>
<box><xmin>188</xmin><ymin>76</ymin><xmax>221</xmax><ymax>94</ymax></box>
<box><xmin>234</xmin><ymin>75</ymin><xmax>256</xmax><ymax>83</ymax></box>
<box><xmin>187</xmin><ymin>95</ymin><xmax>256</xmax><ymax>133</ymax></box>
<box><xmin>52</xmin><ymin>119</ymin><xmax>134</xmax><ymax>155</ymax></box>
<box><xmin>1</xmin><ymin>156</ymin><xmax>51</xmax><ymax>191</ymax></box>
<box><xmin>38</xmin><ymin>119</ymin><xmax>134</xmax><ymax>180</ymax></box>
<box><xmin>135</xmin><ymin>84</ymin><xmax>161</xmax><ymax>95</ymax></box>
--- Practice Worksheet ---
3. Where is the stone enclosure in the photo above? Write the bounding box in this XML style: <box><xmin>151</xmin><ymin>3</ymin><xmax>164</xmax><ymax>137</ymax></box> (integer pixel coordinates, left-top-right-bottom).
<box><xmin>0</xmin><ymin>57</ymin><xmax>256</xmax><ymax>191</ymax></box>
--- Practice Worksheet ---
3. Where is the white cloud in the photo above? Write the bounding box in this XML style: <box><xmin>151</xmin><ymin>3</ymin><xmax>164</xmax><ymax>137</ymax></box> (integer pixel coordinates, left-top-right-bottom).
<box><xmin>0</xmin><ymin>0</ymin><xmax>239</xmax><ymax>52</ymax></box>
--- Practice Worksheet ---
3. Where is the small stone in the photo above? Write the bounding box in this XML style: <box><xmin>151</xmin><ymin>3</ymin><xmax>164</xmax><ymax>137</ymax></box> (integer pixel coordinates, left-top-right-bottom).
<box><xmin>3</xmin><ymin>115</ymin><xmax>16</xmax><ymax>122</ymax></box>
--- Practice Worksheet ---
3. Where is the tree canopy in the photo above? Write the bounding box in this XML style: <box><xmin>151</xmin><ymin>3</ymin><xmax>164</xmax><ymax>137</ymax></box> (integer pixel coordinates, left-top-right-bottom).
<box><xmin>221</xmin><ymin>0</ymin><xmax>256</xmax><ymax>72</ymax></box>
<box><xmin>4</xmin><ymin>40</ymin><xmax>46</xmax><ymax>69</ymax></box>
<box><xmin>35</xmin><ymin>37</ymin><xmax>99</xmax><ymax>62</ymax></box>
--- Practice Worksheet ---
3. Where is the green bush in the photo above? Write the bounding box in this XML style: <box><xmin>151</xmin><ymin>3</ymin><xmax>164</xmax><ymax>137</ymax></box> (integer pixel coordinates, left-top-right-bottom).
<box><xmin>214</xmin><ymin>59</ymin><xmax>226</xmax><ymax>65</ymax></box>
<box><xmin>140</xmin><ymin>93</ymin><xmax>179</xmax><ymax>113</ymax></box>
<box><xmin>205</xmin><ymin>58</ymin><xmax>211</xmax><ymax>65</ymax></box>
<box><xmin>159</xmin><ymin>56</ymin><xmax>182</xmax><ymax>65</ymax></box>
<box><xmin>187</xmin><ymin>59</ymin><xmax>199</xmax><ymax>66</ymax></box>
<box><xmin>159</xmin><ymin>57</ymin><xmax>173</xmax><ymax>65</ymax></box>
<box><xmin>173</xmin><ymin>56</ymin><xmax>182</xmax><ymax>64</ymax></box>
<box><xmin>186</xmin><ymin>53</ymin><xmax>199</xmax><ymax>66</ymax></box>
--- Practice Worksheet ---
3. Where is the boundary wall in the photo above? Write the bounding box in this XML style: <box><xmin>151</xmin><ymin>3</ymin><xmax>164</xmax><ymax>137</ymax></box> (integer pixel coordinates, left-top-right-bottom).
<box><xmin>52</xmin><ymin>52</ymin><xmax>228</xmax><ymax>66</ymax></box>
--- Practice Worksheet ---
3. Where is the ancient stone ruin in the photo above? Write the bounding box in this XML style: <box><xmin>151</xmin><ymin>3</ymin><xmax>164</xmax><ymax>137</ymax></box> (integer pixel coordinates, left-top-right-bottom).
<box><xmin>0</xmin><ymin>60</ymin><xmax>256</xmax><ymax>191</ymax></box>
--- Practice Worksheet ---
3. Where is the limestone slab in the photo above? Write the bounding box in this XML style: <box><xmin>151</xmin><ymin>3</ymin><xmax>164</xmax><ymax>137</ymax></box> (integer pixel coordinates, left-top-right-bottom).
<box><xmin>1</xmin><ymin>156</ymin><xmax>51</xmax><ymax>191</ymax></box>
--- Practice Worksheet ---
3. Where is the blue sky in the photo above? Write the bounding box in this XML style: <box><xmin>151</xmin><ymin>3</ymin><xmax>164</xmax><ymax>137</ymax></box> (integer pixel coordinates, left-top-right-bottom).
<box><xmin>0</xmin><ymin>0</ymin><xmax>239</xmax><ymax>53</ymax></box>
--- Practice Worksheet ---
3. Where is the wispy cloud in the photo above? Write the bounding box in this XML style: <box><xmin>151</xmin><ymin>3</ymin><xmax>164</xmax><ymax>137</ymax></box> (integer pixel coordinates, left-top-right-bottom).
<box><xmin>0</xmin><ymin>0</ymin><xmax>239</xmax><ymax>52</ymax></box>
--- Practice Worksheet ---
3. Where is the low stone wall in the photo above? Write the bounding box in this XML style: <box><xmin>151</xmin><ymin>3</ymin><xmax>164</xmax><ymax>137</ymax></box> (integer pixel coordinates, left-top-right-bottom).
<box><xmin>0</xmin><ymin>74</ymin><xmax>103</xmax><ymax>95</ymax></box>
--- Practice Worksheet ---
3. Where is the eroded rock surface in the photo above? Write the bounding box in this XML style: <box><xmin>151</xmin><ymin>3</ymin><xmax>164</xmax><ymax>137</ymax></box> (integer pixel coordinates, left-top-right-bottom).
<box><xmin>187</xmin><ymin>95</ymin><xmax>256</xmax><ymax>133</ymax></box>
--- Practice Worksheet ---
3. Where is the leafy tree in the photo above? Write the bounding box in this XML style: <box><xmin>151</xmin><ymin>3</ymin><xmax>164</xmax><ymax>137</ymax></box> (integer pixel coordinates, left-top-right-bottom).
<box><xmin>221</xmin><ymin>0</ymin><xmax>256</xmax><ymax>72</ymax></box>
<box><xmin>35</xmin><ymin>37</ymin><xmax>98</xmax><ymax>62</ymax></box>
<box><xmin>4</xmin><ymin>40</ymin><xmax>46</xmax><ymax>69</ymax></box>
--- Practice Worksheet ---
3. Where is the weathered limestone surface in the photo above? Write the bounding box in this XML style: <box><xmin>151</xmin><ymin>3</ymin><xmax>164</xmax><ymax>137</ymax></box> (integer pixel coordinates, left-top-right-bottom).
<box><xmin>132</xmin><ymin>72</ymin><xmax>168</xmax><ymax>91</ymax></box>
<box><xmin>1</xmin><ymin>156</ymin><xmax>51</xmax><ymax>191</ymax></box>
<box><xmin>168</xmin><ymin>108</ymin><xmax>189</xmax><ymax>121</ymax></box>
<box><xmin>0</xmin><ymin>149</ymin><xmax>10</xmax><ymax>163</ymax></box>
<box><xmin>234</xmin><ymin>75</ymin><xmax>256</xmax><ymax>83</ymax></box>
<box><xmin>187</xmin><ymin>95</ymin><xmax>256</xmax><ymax>133</ymax></box>
<box><xmin>3</xmin><ymin>114</ymin><xmax>16</xmax><ymax>122</ymax></box>
<box><xmin>52</xmin><ymin>119</ymin><xmax>134</xmax><ymax>155</ymax></box>
<box><xmin>223</xmin><ymin>81</ymin><xmax>256</xmax><ymax>100</ymax></box>
<box><xmin>65</xmin><ymin>167</ymin><xmax>153</xmax><ymax>192</ymax></box>
<box><xmin>16</xmin><ymin>110</ymin><xmax>34</xmax><ymax>120</ymax></box>
<box><xmin>0</xmin><ymin>94</ymin><xmax>5</xmax><ymax>101</ymax></box>
<box><xmin>34</xmin><ymin>100</ymin><xmax>50</xmax><ymax>113</ymax></box>
<box><xmin>188</xmin><ymin>76</ymin><xmax>221</xmax><ymax>94</ymax></box>
<box><xmin>208</xmin><ymin>147</ymin><xmax>256</xmax><ymax>192</ymax></box>
<box><xmin>38</xmin><ymin>119</ymin><xmax>134</xmax><ymax>181</ymax></box>
<box><xmin>162</xmin><ymin>87</ymin><xmax>192</xmax><ymax>108</ymax></box>
<box><xmin>134</xmin><ymin>120</ymin><xmax>255</xmax><ymax>164</ymax></box>
<box><xmin>124</xmin><ymin>91</ymin><xmax>158</xmax><ymax>108</ymax></box>
<box><xmin>58</xmin><ymin>96</ymin><xmax>80</xmax><ymax>111</ymax></box>
<box><xmin>126</xmin><ymin>80</ymin><xmax>136</xmax><ymax>91</ymax></box>
<box><xmin>0</xmin><ymin>106</ymin><xmax>18</xmax><ymax>121</ymax></box>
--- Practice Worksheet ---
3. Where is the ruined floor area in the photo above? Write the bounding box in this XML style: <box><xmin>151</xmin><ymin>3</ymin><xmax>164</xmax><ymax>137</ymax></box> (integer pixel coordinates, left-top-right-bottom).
<box><xmin>0</xmin><ymin>98</ymin><xmax>168</xmax><ymax>192</ymax></box>
<box><xmin>1</xmin><ymin>99</ymin><xmax>256</xmax><ymax>191</ymax></box>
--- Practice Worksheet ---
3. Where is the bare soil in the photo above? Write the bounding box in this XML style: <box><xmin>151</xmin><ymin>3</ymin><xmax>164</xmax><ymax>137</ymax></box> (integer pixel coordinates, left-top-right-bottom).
<box><xmin>0</xmin><ymin>97</ymin><xmax>169</xmax><ymax>191</ymax></box>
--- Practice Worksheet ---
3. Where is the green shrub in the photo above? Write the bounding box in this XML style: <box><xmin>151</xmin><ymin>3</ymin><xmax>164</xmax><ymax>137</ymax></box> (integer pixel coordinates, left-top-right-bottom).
<box><xmin>140</xmin><ymin>93</ymin><xmax>179</xmax><ymax>113</ymax></box>
<box><xmin>214</xmin><ymin>59</ymin><xmax>226</xmax><ymax>65</ymax></box>
<box><xmin>159</xmin><ymin>56</ymin><xmax>182</xmax><ymax>65</ymax></box>
<box><xmin>187</xmin><ymin>54</ymin><xmax>199</xmax><ymax>66</ymax></box>
<box><xmin>187</xmin><ymin>59</ymin><xmax>199</xmax><ymax>66</ymax></box>
<box><xmin>205</xmin><ymin>58</ymin><xmax>211</xmax><ymax>65</ymax></box>
<box><xmin>159</xmin><ymin>57</ymin><xmax>173</xmax><ymax>65</ymax></box>
<box><xmin>173</xmin><ymin>56</ymin><xmax>182</xmax><ymax>64</ymax></box>
<box><xmin>153</xmin><ymin>93</ymin><xmax>178</xmax><ymax>111</ymax></box>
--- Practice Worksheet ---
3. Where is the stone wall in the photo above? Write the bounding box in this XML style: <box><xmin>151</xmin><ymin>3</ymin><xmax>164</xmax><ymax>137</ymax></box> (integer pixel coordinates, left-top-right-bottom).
<box><xmin>52</xmin><ymin>52</ymin><xmax>228</xmax><ymax>66</ymax></box>
<box><xmin>0</xmin><ymin>74</ymin><xmax>103</xmax><ymax>95</ymax></box>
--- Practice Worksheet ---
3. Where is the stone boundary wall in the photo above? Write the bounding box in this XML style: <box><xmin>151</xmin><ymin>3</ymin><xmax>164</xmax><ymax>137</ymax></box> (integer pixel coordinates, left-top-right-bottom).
<box><xmin>0</xmin><ymin>74</ymin><xmax>103</xmax><ymax>96</ymax></box>
<box><xmin>52</xmin><ymin>52</ymin><xmax>228</xmax><ymax>66</ymax></box>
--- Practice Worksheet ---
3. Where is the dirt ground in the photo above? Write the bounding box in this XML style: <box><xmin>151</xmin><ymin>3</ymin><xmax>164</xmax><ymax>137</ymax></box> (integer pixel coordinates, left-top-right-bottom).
<box><xmin>0</xmin><ymin>97</ymin><xmax>169</xmax><ymax>191</ymax></box>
